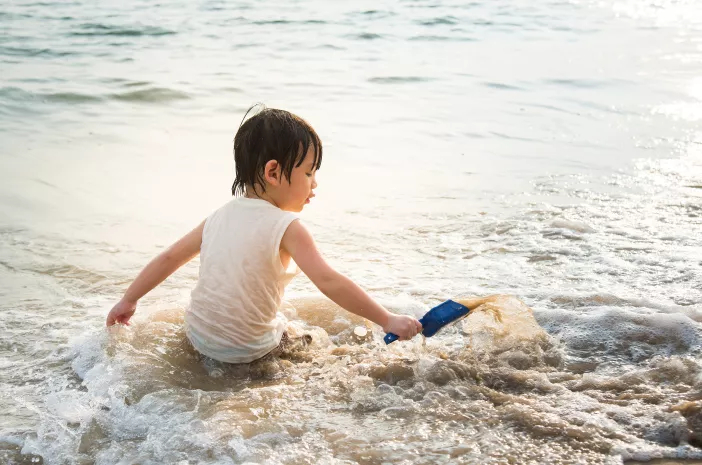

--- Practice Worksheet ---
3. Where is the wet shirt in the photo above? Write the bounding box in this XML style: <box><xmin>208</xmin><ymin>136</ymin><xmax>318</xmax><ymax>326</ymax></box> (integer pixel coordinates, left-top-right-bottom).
<box><xmin>186</xmin><ymin>197</ymin><xmax>300</xmax><ymax>363</ymax></box>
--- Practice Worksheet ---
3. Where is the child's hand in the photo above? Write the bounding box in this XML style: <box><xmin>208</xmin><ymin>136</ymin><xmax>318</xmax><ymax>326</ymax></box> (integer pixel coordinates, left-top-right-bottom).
<box><xmin>383</xmin><ymin>313</ymin><xmax>423</xmax><ymax>341</ymax></box>
<box><xmin>106</xmin><ymin>299</ymin><xmax>137</xmax><ymax>327</ymax></box>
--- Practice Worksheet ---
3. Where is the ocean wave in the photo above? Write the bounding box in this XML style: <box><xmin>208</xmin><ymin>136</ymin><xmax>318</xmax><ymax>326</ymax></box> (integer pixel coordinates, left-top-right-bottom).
<box><xmin>544</xmin><ymin>78</ymin><xmax>628</xmax><ymax>89</ymax></box>
<box><xmin>348</xmin><ymin>9</ymin><xmax>397</xmax><ymax>20</ymax></box>
<box><xmin>417</xmin><ymin>16</ymin><xmax>460</xmax><ymax>26</ymax></box>
<box><xmin>0</xmin><ymin>86</ymin><xmax>190</xmax><ymax>105</ymax></box>
<box><xmin>409</xmin><ymin>34</ymin><xmax>476</xmax><ymax>41</ymax></box>
<box><xmin>0</xmin><ymin>87</ymin><xmax>99</xmax><ymax>103</ymax></box>
<box><xmin>16</xmin><ymin>295</ymin><xmax>702</xmax><ymax>464</ymax></box>
<box><xmin>0</xmin><ymin>46</ymin><xmax>77</xmax><ymax>58</ymax></box>
<box><xmin>538</xmin><ymin>305</ymin><xmax>701</xmax><ymax>362</ymax></box>
<box><xmin>43</xmin><ymin>92</ymin><xmax>102</xmax><ymax>103</ymax></box>
<box><xmin>252</xmin><ymin>19</ymin><xmax>326</xmax><ymax>25</ymax></box>
<box><xmin>346</xmin><ymin>32</ymin><xmax>384</xmax><ymax>40</ymax></box>
<box><xmin>368</xmin><ymin>76</ymin><xmax>433</xmax><ymax>84</ymax></box>
<box><xmin>109</xmin><ymin>87</ymin><xmax>190</xmax><ymax>103</ymax></box>
<box><xmin>70</xmin><ymin>23</ymin><xmax>175</xmax><ymax>37</ymax></box>
<box><xmin>481</xmin><ymin>81</ymin><xmax>525</xmax><ymax>91</ymax></box>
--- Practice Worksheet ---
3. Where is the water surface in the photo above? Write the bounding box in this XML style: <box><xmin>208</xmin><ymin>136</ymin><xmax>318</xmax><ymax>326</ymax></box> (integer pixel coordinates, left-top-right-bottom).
<box><xmin>1</xmin><ymin>0</ymin><xmax>702</xmax><ymax>463</ymax></box>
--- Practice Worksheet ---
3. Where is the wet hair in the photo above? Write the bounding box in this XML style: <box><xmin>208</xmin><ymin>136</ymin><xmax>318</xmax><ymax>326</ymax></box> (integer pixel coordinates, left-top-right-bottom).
<box><xmin>232</xmin><ymin>105</ymin><xmax>323</xmax><ymax>196</ymax></box>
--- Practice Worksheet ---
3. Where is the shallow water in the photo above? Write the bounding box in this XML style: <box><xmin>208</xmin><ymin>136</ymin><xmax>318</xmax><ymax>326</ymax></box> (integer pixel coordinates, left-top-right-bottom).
<box><xmin>1</xmin><ymin>0</ymin><xmax>702</xmax><ymax>463</ymax></box>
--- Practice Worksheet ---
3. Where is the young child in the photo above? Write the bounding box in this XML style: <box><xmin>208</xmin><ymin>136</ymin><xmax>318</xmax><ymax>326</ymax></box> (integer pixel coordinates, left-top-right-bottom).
<box><xmin>106</xmin><ymin>106</ymin><xmax>422</xmax><ymax>363</ymax></box>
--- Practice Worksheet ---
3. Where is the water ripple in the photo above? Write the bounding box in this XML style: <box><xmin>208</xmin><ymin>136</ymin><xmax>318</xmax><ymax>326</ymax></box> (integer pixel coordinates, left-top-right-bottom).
<box><xmin>70</xmin><ymin>23</ymin><xmax>176</xmax><ymax>37</ymax></box>
<box><xmin>109</xmin><ymin>88</ymin><xmax>190</xmax><ymax>103</ymax></box>
<box><xmin>0</xmin><ymin>46</ymin><xmax>78</xmax><ymax>57</ymax></box>
<box><xmin>368</xmin><ymin>76</ymin><xmax>434</xmax><ymax>84</ymax></box>
<box><xmin>0</xmin><ymin>86</ymin><xmax>190</xmax><ymax>105</ymax></box>
<box><xmin>417</xmin><ymin>16</ymin><xmax>460</xmax><ymax>26</ymax></box>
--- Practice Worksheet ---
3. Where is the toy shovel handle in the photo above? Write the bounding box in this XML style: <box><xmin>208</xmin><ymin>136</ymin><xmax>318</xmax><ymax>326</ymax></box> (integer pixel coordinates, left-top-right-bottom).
<box><xmin>384</xmin><ymin>316</ymin><xmax>425</xmax><ymax>344</ymax></box>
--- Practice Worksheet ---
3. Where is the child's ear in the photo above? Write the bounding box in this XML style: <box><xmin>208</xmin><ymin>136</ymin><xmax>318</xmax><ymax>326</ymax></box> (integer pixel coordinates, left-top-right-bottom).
<box><xmin>264</xmin><ymin>160</ymin><xmax>281</xmax><ymax>185</ymax></box>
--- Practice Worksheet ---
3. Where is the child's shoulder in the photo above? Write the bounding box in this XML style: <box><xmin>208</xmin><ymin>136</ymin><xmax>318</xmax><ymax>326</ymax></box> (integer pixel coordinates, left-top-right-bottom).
<box><xmin>208</xmin><ymin>197</ymin><xmax>297</xmax><ymax>226</ymax></box>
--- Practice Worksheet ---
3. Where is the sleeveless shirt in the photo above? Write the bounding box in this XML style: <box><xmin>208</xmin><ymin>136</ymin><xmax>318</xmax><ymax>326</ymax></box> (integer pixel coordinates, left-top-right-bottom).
<box><xmin>186</xmin><ymin>197</ymin><xmax>300</xmax><ymax>363</ymax></box>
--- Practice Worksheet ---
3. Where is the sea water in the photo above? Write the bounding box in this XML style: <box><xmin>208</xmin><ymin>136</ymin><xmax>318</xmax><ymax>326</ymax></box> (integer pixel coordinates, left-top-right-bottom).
<box><xmin>1</xmin><ymin>0</ymin><xmax>701</xmax><ymax>463</ymax></box>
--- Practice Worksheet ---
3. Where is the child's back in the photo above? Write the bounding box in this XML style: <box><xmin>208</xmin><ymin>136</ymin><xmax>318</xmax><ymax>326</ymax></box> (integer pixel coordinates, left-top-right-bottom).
<box><xmin>187</xmin><ymin>197</ymin><xmax>299</xmax><ymax>363</ymax></box>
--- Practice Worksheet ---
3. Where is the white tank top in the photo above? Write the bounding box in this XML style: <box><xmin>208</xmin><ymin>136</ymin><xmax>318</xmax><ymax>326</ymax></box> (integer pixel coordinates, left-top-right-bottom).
<box><xmin>186</xmin><ymin>197</ymin><xmax>300</xmax><ymax>363</ymax></box>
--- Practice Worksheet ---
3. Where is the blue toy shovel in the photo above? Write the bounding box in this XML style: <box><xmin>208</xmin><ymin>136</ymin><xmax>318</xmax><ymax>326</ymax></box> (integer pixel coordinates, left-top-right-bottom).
<box><xmin>384</xmin><ymin>300</ymin><xmax>472</xmax><ymax>344</ymax></box>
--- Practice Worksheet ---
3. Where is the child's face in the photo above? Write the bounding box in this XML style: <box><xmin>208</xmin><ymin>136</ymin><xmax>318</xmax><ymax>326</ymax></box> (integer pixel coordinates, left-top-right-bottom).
<box><xmin>279</xmin><ymin>146</ymin><xmax>317</xmax><ymax>212</ymax></box>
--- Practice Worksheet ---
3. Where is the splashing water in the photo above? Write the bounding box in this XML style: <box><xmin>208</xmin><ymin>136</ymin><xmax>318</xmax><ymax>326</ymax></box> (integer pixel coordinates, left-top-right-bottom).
<box><xmin>1</xmin><ymin>295</ymin><xmax>695</xmax><ymax>464</ymax></box>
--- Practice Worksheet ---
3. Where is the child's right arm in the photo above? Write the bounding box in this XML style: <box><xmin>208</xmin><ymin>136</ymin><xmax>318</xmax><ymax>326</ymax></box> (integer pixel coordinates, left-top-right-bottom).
<box><xmin>105</xmin><ymin>220</ymin><xmax>205</xmax><ymax>326</ymax></box>
<box><xmin>281</xmin><ymin>220</ymin><xmax>422</xmax><ymax>341</ymax></box>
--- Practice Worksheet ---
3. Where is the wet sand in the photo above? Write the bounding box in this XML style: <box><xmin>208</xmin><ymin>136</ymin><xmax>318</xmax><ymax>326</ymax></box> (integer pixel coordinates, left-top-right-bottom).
<box><xmin>627</xmin><ymin>461</ymin><xmax>702</xmax><ymax>465</ymax></box>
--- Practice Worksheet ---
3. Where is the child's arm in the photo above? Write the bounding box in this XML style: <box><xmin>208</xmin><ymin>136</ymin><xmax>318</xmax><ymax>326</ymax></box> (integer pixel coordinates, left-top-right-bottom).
<box><xmin>106</xmin><ymin>220</ymin><xmax>205</xmax><ymax>326</ymax></box>
<box><xmin>281</xmin><ymin>220</ymin><xmax>422</xmax><ymax>341</ymax></box>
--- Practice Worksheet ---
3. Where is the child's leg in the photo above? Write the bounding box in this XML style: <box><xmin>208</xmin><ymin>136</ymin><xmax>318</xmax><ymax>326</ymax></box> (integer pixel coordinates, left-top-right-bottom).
<box><xmin>256</xmin><ymin>331</ymin><xmax>312</xmax><ymax>362</ymax></box>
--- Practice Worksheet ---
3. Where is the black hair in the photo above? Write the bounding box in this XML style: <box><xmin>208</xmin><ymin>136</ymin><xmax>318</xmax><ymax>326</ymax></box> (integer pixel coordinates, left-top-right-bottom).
<box><xmin>231</xmin><ymin>105</ymin><xmax>323</xmax><ymax>196</ymax></box>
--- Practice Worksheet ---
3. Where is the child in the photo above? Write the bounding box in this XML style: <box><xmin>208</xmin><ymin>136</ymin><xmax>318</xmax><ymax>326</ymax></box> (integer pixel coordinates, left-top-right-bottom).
<box><xmin>106</xmin><ymin>106</ymin><xmax>422</xmax><ymax>363</ymax></box>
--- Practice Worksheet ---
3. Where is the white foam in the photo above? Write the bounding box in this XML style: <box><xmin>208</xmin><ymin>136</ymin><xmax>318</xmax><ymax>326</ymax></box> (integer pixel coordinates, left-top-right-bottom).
<box><xmin>550</xmin><ymin>218</ymin><xmax>597</xmax><ymax>233</ymax></box>
<box><xmin>538</xmin><ymin>305</ymin><xmax>701</xmax><ymax>362</ymax></box>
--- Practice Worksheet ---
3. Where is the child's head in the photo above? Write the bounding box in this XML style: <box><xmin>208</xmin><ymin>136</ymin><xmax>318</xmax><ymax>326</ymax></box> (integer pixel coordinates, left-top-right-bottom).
<box><xmin>232</xmin><ymin>106</ymin><xmax>322</xmax><ymax>211</ymax></box>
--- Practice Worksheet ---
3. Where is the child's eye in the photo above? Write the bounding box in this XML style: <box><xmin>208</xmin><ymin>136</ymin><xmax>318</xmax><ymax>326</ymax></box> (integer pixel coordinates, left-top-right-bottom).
<box><xmin>306</xmin><ymin>173</ymin><xmax>312</xmax><ymax>177</ymax></box>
